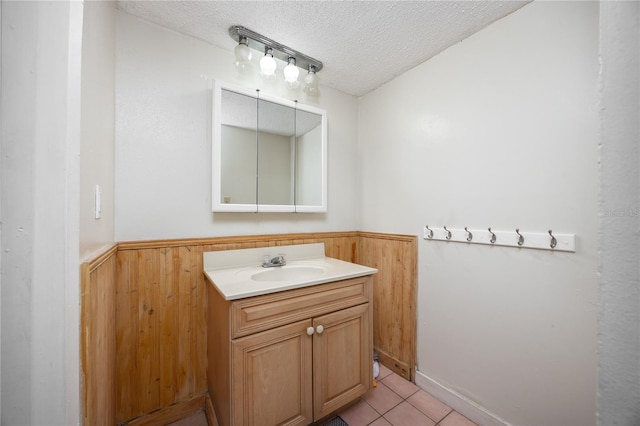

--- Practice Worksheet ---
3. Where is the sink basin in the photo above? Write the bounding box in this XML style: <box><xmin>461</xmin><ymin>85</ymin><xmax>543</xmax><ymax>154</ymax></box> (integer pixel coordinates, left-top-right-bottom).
<box><xmin>251</xmin><ymin>266</ymin><xmax>325</xmax><ymax>282</ymax></box>
<box><xmin>204</xmin><ymin>243</ymin><xmax>378</xmax><ymax>300</ymax></box>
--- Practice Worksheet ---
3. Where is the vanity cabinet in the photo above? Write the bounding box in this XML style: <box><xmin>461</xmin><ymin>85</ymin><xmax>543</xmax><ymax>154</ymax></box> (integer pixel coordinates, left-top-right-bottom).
<box><xmin>207</xmin><ymin>276</ymin><xmax>373</xmax><ymax>426</ymax></box>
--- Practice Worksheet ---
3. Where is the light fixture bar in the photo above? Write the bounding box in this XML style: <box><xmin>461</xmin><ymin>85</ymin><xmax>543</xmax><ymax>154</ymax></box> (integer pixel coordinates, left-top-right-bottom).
<box><xmin>229</xmin><ymin>25</ymin><xmax>323</xmax><ymax>73</ymax></box>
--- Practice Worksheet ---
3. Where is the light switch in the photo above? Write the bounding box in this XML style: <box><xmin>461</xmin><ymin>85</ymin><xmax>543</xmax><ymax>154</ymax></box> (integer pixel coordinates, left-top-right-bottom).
<box><xmin>94</xmin><ymin>184</ymin><xmax>102</xmax><ymax>219</ymax></box>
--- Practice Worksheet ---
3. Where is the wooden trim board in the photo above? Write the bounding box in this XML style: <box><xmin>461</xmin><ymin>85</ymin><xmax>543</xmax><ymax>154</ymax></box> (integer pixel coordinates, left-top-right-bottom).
<box><xmin>81</xmin><ymin>244</ymin><xmax>118</xmax><ymax>426</ymax></box>
<box><xmin>120</xmin><ymin>394</ymin><xmax>206</xmax><ymax>426</ymax></box>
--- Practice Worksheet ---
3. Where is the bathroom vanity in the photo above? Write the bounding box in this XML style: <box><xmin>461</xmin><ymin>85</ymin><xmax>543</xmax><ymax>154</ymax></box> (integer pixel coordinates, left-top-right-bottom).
<box><xmin>204</xmin><ymin>244</ymin><xmax>377</xmax><ymax>426</ymax></box>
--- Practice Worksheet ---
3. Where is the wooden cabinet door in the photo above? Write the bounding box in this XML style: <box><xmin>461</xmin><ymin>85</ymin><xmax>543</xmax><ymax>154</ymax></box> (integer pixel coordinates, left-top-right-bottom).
<box><xmin>312</xmin><ymin>303</ymin><xmax>372</xmax><ymax>420</ymax></box>
<box><xmin>232</xmin><ymin>319</ymin><xmax>313</xmax><ymax>426</ymax></box>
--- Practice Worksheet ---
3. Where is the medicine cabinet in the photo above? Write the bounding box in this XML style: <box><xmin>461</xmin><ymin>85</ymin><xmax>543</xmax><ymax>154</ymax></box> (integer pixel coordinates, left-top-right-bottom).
<box><xmin>212</xmin><ymin>79</ymin><xmax>327</xmax><ymax>212</ymax></box>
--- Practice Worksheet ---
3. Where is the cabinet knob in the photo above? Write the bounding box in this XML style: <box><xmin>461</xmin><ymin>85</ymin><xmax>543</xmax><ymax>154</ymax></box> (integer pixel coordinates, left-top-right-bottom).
<box><xmin>306</xmin><ymin>327</ymin><xmax>315</xmax><ymax>336</ymax></box>
<box><xmin>316</xmin><ymin>325</ymin><xmax>324</xmax><ymax>335</ymax></box>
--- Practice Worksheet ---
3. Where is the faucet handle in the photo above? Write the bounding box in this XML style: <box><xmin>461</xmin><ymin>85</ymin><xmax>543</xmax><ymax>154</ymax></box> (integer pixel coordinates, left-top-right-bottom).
<box><xmin>261</xmin><ymin>254</ymin><xmax>286</xmax><ymax>267</ymax></box>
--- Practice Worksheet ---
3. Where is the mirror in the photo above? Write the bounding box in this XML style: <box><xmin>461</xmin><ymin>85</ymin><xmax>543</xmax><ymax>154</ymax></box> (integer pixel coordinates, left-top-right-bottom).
<box><xmin>212</xmin><ymin>80</ymin><xmax>327</xmax><ymax>212</ymax></box>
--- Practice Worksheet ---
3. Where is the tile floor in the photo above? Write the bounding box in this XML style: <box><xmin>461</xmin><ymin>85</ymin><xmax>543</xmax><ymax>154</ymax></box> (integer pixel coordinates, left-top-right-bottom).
<box><xmin>337</xmin><ymin>364</ymin><xmax>478</xmax><ymax>426</ymax></box>
<box><xmin>168</xmin><ymin>364</ymin><xmax>479</xmax><ymax>426</ymax></box>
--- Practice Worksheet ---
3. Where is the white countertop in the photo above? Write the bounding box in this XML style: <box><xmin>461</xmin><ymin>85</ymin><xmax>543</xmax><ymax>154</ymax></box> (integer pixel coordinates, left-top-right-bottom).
<box><xmin>203</xmin><ymin>243</ymin><xmax>378</xmax><ymax>300</ymax></box>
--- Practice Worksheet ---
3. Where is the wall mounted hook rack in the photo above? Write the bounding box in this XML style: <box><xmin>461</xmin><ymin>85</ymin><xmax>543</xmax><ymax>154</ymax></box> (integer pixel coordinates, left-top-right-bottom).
<box><xmin>423</xmin><ymin>226</ymin><xmax>576</xmax><ymax>252</ymax></box>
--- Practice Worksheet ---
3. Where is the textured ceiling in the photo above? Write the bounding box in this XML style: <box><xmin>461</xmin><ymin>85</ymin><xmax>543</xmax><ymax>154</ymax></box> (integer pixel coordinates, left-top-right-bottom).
<box><xmin>116</xmin><ymin>1</ymin><xmax>530</xmax><ymax>97</ymax></box>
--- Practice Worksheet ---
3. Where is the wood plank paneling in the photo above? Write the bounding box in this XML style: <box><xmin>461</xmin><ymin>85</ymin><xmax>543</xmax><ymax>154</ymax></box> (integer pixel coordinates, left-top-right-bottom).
<box><xmin>357</xmin><ymin>232</ymin><xmax>417</xmax><ymax>380</ymax></box>
<box><xmin>82</xmin><ymin>231</ymin><xmax>415</xmax><ymax>425</ymax></box>
<box><xmin>116</xmin><ymin>246</ymin><xmax>209</xmax><ymax>423</ymax></box>
<box><xmin>115</xmin><ymin>249</ymin><xmax>140</xmax><ymax>421</ymax></box>
<box><xmin>177</xmin><ymin>246</ymin><xmax>195</xmax><ymax>401</ymax></box>
<box><xmin>81</xmin><ymin>244</ymin><xmax>118</xmax><ymax>426</ymax></box>
<box><xmin>138</xmin><ymin>248</ymin><xmax>160</xmax><ymax>414</ymax></box>
<box><xmin>123</xmin><ymin>394</ymin><xmax>207</xmax><ymax>426</ymax></box>
<box><xmin>159</xmin><ymin>248</ymin><xmax>177</xmax><ymax>407</ymax></box>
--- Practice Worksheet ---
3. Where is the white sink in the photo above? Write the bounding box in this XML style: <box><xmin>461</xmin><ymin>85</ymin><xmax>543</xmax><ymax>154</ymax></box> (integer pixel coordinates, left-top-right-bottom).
<box><xmin>203</xmin><ymin>243</ymin><xmax>377</xmax><ymax>300</ymax></box>
<box><xmin>251</xmin><ymin>265</ymin><xmax>326</xmax><ymax>282</ymax></box>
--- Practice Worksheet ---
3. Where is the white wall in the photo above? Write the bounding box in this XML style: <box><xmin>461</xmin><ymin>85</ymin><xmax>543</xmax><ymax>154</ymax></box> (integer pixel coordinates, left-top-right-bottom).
<box><xmin>1</xmin><ymin>2</ymin><xmax>83</xmax><ymax>424</ymax></box>
<box><xmin>0</xmin><ymin>2</ymin><xmax>634</xmax><ymax>425</ymax></box>
<box><xmin>1</xmin><ymin>4</ymin><xmax>3</xmax><ymax>420</ymax></box>
<box><xmin>359</xmin><ymin>2</ymin><xmax>599</xmax><ymax>425</ymax></box>
<box><xmin>115</xmin><ymin>12</ymin><xmax>360</xmax><ymax>241</ymax></box>
<box><xmin>80</xmin><ymin>0</ymin><xmax>116</xmax><ymax>260</ymax></box>
<box><xmin>598</xmin><ymin>1</ymin><xmax>640</xmax><ymax>425</ymax></box>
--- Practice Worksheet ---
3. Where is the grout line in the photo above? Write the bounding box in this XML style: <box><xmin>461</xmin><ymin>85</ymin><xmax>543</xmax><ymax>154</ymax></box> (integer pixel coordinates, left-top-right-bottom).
<box><xmin>369</xmin><ymin>377</ymin><xmax>447</xmax><ymax>426</ymax></box>
<box><xmin>376</xmin><ymin>399</ymin><xmax>404</xmax><ymax>417</ymax></box>
<box><xmin>405</xmin><ymin>398</ymin><xmax>453</xmax><ymax>424</ymax></box>
<box><xmin>435</xmin><ymin>409</ymin><xmax>455</xmax><ymax>425</ymax></box>
<box><xmin>376</xmin><ymin>370</ymin><xmax>394</xmax><ymax>381</ymax></box>
<box><xmin>345</xmin><ymin>371</ymin><xmax>478</xmax><ymax>426</ymax></box>
<box><xmin>379</xmin><ymin>373</ymin><xmax>420</xmax><ymax>397</ymax></box>
<box><xmin>365</xmin><ymin>415</ymin><xmax>380</xmax><ymax>426</ymax></box>
<box><xmin>361</xmin><ymin>384</ymin><xmax>408</xmax><ymax>426</ymax></box>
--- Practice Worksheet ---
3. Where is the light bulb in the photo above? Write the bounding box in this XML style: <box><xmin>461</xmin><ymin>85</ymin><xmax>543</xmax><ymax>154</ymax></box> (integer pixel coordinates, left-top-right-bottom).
<box><xmin>234</xmin><ymin>40</ymin><xmax>252</xmax><ymax>63</ymax></box>
<box><xmin>233</xmin><ymin>39</ymin><xmax>252</xmax><ymax>73</ymax></box>
<box><xmin>283</xmin><ymin>57</ymin><xmax>299</xmax><ymax>83</ymax></box>
<box><xmin>259</xmin><ymin>49</ymin><xmax>277</xmax><ymax>76</ymax></box>
<box><xmin>303</xmin><ymin>66</ymin><xmax>319</xmax><ymax>96</ymax></box>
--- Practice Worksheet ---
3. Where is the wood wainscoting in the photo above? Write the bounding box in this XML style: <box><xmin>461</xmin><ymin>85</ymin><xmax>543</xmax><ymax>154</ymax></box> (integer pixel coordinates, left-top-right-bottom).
<box><xmin>358</xmin><ymin>233</ymin><xmax>417</xmax><ymax>381</ymax></box>
<box><xmin>81</xmin><ymin>244</ymin><xmax>118</xmax><ymax>426</ymax></box>
<box><xmin>80</xmin><ymin>231</ymin><xmax>416</xmax><ymax>425</ymax></box>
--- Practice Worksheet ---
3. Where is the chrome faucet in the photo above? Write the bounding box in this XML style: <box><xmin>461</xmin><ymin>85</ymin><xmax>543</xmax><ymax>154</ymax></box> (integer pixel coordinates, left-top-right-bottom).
<box><xmin>262</xmin><ymin>254</ymin><xmax>286</xmax><ymax>268</ymax></box>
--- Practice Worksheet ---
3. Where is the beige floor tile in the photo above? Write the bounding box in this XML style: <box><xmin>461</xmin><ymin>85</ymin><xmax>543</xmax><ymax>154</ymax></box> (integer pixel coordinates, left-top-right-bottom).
<box><xmin>383</xmin><ymin>401</ymin><xmax>436</xmax><ymax>426</ymax></box>
<box><xmin>369</xmin><ymin>417</ymin><xmax>393</xmax><ymax>426</ymax></box>
<box><xmin>362</xmin><ymin>381</ymin><xmax>404</xmax><ymax>415</ymax></box>
<box><xmin>439</xmin><ymin>411</ymin><xmax>478</xmax><ymax>426</ymax></box>
<box><xmin>377</xmin><ymin>363</ymin><xmax>394</xmax><ymax>380</ymax></box>
<box><xmin>338</xmin><ymin>399</ymin><xmax>380</xmax><ymax>426</ymax></box>
<box><xmin>406</xmin><ymin>389</ymin><xmax>453</xmax><ymax>422</ymax></box>
<box><xmin>381</xmin><ymin>373</ymin><xmax>420</xmax><ymax>399</ymax></box>
<box><xmin>163</xmin><ymin>367</ymin><xmax>467</xmax><ymax>426</ymax></box>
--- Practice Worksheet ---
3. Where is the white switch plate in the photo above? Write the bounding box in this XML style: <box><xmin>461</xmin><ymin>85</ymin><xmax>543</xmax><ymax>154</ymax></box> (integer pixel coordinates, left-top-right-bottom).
<box><xmin>94</xmin><ymin>184</ymin><xmax>102</xmax><ymax>219</ymax></box>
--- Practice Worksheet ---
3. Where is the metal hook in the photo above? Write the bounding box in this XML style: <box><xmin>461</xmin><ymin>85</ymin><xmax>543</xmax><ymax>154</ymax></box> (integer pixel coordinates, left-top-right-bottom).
<box><xmin>444</xmin><ymin>226</ymin><xmax>452</xmax><ymax>240</ymax></box>
<box><xmin>425</xmin><ymin>225</ymin><xmax>433</xmax><ymax>239</ymax></box>
<box><xmin>488</xmin><ymin>227</ymin><xmax>496</xmax><ymax>244</ymax></box>
<box><xmin>516</xmin><ymin>228</ymin><xmax>524</xmax><ymax>246</ymax></box>
<box><xmin>548</xmin><ymin>229</ymin><xmax>557</xmax><ymax>249</ymax></box>
<box><xmin>464</xmin><ymin>227</ymin><xmax>473</xmax><ymax>242</ymax></box>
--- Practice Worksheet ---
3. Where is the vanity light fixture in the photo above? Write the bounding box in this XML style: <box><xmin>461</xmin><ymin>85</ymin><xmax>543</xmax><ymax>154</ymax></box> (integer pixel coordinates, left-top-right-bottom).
<box><xmin>229</xmin><ymin>25</ymin><xmax>323</xmax><ymax>95</ymax></box>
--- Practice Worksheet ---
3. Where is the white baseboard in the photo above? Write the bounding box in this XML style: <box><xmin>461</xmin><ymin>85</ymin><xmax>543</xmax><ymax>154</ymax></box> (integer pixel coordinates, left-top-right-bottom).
<box><xmin>414</xmin><ymin>370</ymin><xmax>511</xmax><ymax>426</ymax></box>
